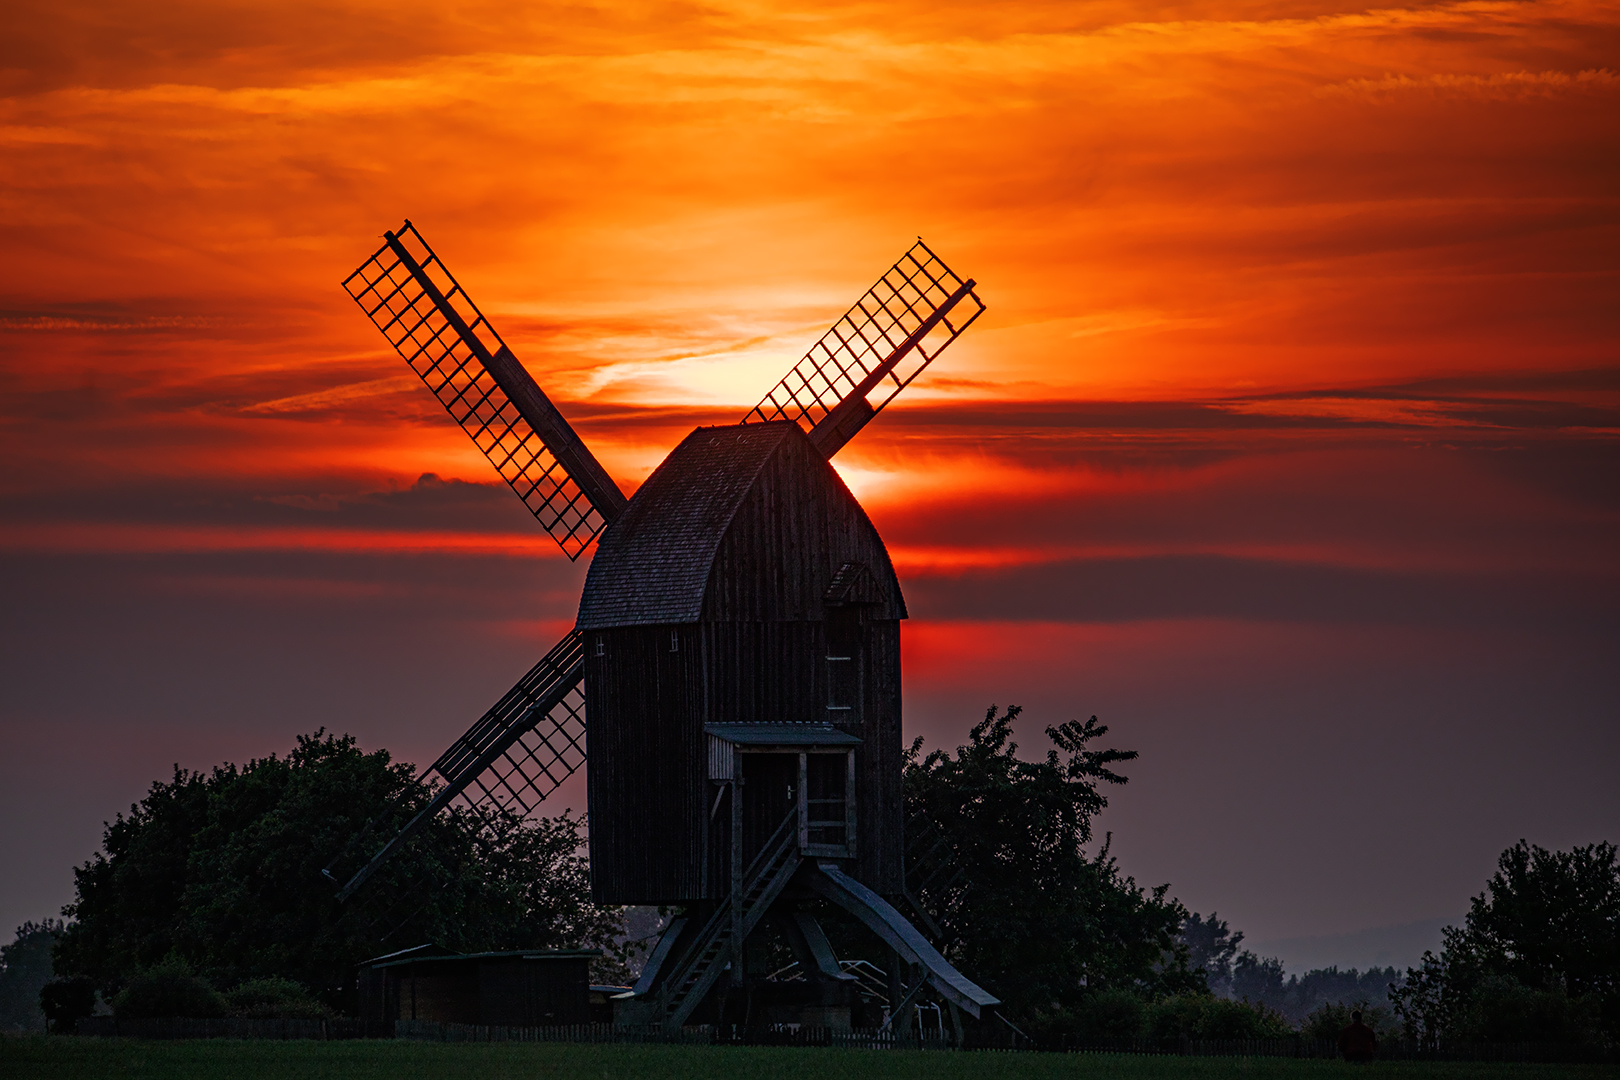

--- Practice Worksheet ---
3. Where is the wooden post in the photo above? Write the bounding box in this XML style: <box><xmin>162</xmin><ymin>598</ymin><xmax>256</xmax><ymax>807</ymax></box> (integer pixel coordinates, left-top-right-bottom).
<box><xmin>797</xmin><ymin>753</ymin><xmax>809</xmax><ymax>849</ymax></box>
<box><xmin>845</xmin><ymin>749</ymin><xmax>857</xmax><ymax>856</ymax></box>
<box><xmin>730</xmin><ymin>778</ymin><xmax>743</xmax><ymax>986</ymax></box>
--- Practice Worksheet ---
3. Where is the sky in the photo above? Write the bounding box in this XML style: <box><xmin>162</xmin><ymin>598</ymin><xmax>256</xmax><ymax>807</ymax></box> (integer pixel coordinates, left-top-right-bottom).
<box><xmin>1</xmin><ymin>0</ymin><xmax>1616</xmax><ymax>968</ymax></box>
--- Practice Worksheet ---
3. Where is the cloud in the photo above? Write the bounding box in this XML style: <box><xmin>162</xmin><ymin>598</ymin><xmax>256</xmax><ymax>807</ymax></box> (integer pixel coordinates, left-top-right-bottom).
<box><xmin>1321</xmin><ymin>68</ymin><xmax>1619</xmax><ymax>100</ymax></box>
<box><xmin>904</xmin><ymin>554</ymin><xmax>1620</xmax><ymax>633</ymax></box>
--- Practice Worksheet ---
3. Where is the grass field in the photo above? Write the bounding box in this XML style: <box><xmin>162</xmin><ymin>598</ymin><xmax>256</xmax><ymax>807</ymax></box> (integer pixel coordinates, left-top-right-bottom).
<box><xmin>2</xmin><ymin>1039</ymin><xmax>1615</xmax><ymax>1080</ymax></box>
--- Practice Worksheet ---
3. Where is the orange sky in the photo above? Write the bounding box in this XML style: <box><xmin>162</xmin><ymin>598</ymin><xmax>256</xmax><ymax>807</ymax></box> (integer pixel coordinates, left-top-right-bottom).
<box><xmin>2</xmin><ymin>0</ymin><xmax>1617</xmax><ymax>957</ymax></box>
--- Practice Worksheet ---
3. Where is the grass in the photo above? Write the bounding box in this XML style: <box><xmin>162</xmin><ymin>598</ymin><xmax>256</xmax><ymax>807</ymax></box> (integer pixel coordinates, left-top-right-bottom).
<box><xmin>2</xmin><ymin>1039</ymin><xmax>1616</xmax><ymax>1080</ymax></box>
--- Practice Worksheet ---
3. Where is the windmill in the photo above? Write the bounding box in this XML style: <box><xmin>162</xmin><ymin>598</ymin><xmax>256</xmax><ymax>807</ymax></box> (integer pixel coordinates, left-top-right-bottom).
<box><xmin>330</xmin><ymin>221</ymin><xmax>996</xmax><ymax>1032</ymax></box>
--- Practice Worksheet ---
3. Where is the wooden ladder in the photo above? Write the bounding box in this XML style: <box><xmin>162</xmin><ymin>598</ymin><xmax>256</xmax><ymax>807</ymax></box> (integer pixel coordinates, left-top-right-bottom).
<box><xmin>658</xmin><ymin>812</ymin><xmax>802</xmax><ymax>1028</ymax></box>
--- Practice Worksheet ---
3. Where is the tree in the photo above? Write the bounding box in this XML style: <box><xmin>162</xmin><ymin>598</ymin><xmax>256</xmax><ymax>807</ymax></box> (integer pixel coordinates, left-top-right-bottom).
<box><xmin>1233</xmin><ymin>951</ymin><xmax>1286</xmax><ymax>1004</ymax></box>
<box><xmin>1391</xmin><ymin>839</ymin><xmax>1619</xmax><ymax>1044</ymax></box>
<box><xmin>53</xmin><ymin>731</ymin><xmax>629</xmax><ymax>1009</ymax></box>
<box><xmin>0</xmin><ymin>919</ymin><xmax>62</xmax><ymax>1032</ymax></box>
<box><xmin>903</xmin><ymin>705</ymin><xmax>1200</xmax><ymax>1021</ymax></box>
<box><xmin>1232</xmin><ymin>956</ymin><xmax>1403</xmax><ymax>1026</ymax></box>
<box><xmin>1181</xmin><ymin>912</ymin><xmax>1243</xmax><ymax>996</ymax></box>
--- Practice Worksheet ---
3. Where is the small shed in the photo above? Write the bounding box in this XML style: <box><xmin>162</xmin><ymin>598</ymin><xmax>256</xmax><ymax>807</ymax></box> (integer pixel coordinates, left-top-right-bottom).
<box><xmin>358</xmin><ymin>945</ymin><xmax>597</xmax><ymax>1027</ymax></box>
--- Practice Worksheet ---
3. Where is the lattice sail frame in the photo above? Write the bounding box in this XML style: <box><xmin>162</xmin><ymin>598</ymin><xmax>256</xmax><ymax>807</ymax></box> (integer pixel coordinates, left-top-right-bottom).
<box><xmin>743</xmin><ymin>240</ymin><xmax>984</xmax><ymax>444</ymax></box>
<box><xmin>431</xmin><ymin>675</ymin><xmax>586</xmax><ymax>828</ymax></box>
<box><xmin>339</xmin><ymin>694</ymin><xmax>588</xmax><ymax>942</ymax></box>
<box><xmin>343</xmin><ymin>222</ymin><xmax>609</xmax><ymax>559</ymax></box>
<box><xmin>326</xmin><ymin>629</ymin><xmax>588</xmax><ymax>908</ymax></box>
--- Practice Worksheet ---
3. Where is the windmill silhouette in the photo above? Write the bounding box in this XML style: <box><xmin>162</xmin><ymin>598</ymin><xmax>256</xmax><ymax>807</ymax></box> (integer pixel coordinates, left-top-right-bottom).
<box><xmin>330</xmin><ymin>222</ymin><xmax>995</xmax><ymax>1031</ymax></box>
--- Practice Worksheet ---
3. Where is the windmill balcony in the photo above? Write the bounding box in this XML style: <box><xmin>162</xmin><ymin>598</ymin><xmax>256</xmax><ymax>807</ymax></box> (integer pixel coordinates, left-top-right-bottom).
<box><xmin>706</xmin><ymin>723</ymin><xmax>859</xmax><ymax>860</ymax></box>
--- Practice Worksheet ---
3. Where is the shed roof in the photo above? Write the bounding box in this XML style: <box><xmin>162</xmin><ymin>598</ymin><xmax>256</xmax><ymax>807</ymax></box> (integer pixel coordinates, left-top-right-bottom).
<box><xmin>364</xmin><ymin>948</ymin><xmax>600</xmax><ymax>970</ymax></box>
<box><xmin>705</xmin><ymin>723</ymin><xmax>862</xmax><ymax>746</ymax></box>
<box><xmin>575</xmin><ymin>422</ymin><xmax>796</xmax><ymax>628</ymax></box>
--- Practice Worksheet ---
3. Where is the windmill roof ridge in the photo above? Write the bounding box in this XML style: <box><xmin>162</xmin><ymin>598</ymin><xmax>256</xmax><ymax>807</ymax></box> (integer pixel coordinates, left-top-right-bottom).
<box><xmin>576</xmin><ymin>421</ymin><xmax>800</xmax><ymax>629</ymax></box>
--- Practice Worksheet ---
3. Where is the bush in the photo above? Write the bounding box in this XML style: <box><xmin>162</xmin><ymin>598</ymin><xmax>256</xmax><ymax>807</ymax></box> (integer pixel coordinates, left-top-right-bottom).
<box><xmin>1454</xmin><ymin>976</ymin><xmax>1602</xmax><ymax>1044</ymax></box>
<box><xmin>1300</xmin><ymin>999</ymin><xmax>1397</xmax><ymax>1042</ymax></box>
<box><xmin>39</xmin><ymin>977</ymin><xmax>97</xmax><ymax>1033</ymax></box>
<box><xmin>1081</xmin><ymin>989</ymin><xmax>1147</xmax><ymax>1039</ymax></box>
<box><xmin>1026</xmin><ymin>989</ymin><xmax>1146</xmax><ymax>1041</ymax></box>
<box><xmin>225</xmin><ymin>977</ymin><xmax>333</xmax><ymax>1020</ymax></box>
<box><xmin>110</xmin><ymin>958</ymin><xmax>227</xmax><ymax>1019</ymax></box>
<box><xmin>1145</xmin><ymin>992</ymin><xmax>1293</xmax><ymax>1040</ymax></box>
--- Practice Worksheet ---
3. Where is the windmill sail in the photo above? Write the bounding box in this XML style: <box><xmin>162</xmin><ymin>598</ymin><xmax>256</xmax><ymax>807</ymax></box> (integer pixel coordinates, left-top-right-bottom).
<box><xmin>344</xmin><ymin>221</ymin><xmax>626</xmax><ymax>559</ymax></box>
<box><xmin>743</xmin><ymin>240</ymin><xmax>985</xmax><ymax>458</ymax></box>
<box><xmin>329</xmin><ymin>629</ymin><xmax>587</xmax><ymax>903</ymax></box>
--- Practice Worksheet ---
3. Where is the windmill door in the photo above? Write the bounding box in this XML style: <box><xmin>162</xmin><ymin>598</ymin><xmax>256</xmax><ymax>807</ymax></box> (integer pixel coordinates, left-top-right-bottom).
<box><xmin>739</xmin><ymin>753</ymin><xmax>798</xmax><ymax>859</ymax></box>
<box><xmin>737</xmin><ymin>750</ymin><xmax>855</xmax><ymax>861</ymax></box>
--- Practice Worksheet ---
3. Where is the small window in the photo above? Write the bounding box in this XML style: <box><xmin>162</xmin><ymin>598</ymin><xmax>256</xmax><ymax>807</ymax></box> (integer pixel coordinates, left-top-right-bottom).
<box><xmin>594</xmin><ymin>637</ymin><xmax>606</xmax><ymax>657</ymax></box>
<box><xmin>670</xmin><ymin>631</ymin><xmax>680</xmax><ymax>654</ymax></box>
<box><xmin>826</xmin><ymin>655</ymin><xmax>854</xmax><ymax>711</ymax></box>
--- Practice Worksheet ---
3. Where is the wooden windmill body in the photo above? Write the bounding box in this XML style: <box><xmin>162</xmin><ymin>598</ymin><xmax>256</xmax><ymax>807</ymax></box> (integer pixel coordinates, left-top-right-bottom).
<box><xmin>332</xmin><ymin>223</ymin><xmax>996</xmax><ymax>1029</ymax></box>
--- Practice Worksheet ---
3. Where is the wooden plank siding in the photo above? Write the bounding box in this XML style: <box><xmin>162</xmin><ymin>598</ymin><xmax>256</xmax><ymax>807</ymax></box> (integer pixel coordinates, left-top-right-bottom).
<box><xmin>579</xmin><ymin>421</ymin><xmax>905</xmax><ymax>905</ymax></box>
<box><xmin>584</xmin><ymin>624</ymin><xmax>705</xmax><ymax>904</ymax></box>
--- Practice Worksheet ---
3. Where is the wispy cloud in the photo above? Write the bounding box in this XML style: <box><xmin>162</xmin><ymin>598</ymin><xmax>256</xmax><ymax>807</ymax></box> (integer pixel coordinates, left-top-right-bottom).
<box><xmin>1321</xmin><ymin>68</ymin><xmax>1619</xmax><ymax>100</ymax></box>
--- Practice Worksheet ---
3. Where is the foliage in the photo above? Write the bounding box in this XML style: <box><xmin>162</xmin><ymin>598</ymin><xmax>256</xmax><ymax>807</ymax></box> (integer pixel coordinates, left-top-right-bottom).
<box><xmin>1299</xmin><ymin>999</ymin><xmax>1398</xmax><ymax>1042</ymax></box>
<box><xmin>225</xmin><ymin>977</ymin><xmax>334</xmax><ymax>1020</ymax></box>
<box><xmin>1233</xmin><ymin>952</ymin><xmax>1286</xmax><ymax>1004</ymax></box>
<box><xmin>1180</xmin><ymin>912</ymin><xmax>1407</xmax><ymax>1032</ymax></box>
<box><xmin>0</xmin><ymin>920</ymin><xmax>62</xmax><ymax>1033</ymax></box>
<box><xmin>37</xmin><ymin>977</ymin><xmax>96</xmax><ymax>1034</ymax></box>
<box><xmin>1077</xmin><ymin>988</ymin><xmax>1148</xmax><ymax>1040</ymax></box>
<box><xmin>1233</xmin><ymin>958</ymin><xmax>1402</xmax><ymax>1026</ymax></box>
<box><xmin>1180</xmin><ymin>912</ymin><xmax>1243</xmax><ymax>997</ymax></box>
<box><xmin>53</xmin><ymin>731</ymin><xmax>630</xmax><ymax>1008</ymax></box>
<box><xmin>1391</xmin><ymin>840</ymin><xmax>1618</xmax><ymax>1045</ymax></box>
<box><xmin>1143</xmin><ymin>992</ymin><xmax>1294</xmax><ymax>1040</ymax></box>
<box><xmin>1462</xmin><ymin>840</ymin><xmax>1619</xmax><ymax>1002</ymax></box>
<box><xmin>1451</xmin><ymin>977</ymin><xmax>1602</xmax><ymax>1045</ymax></box>
<box><xmin>1028</xmin><ymin>988</ymin><xmax>1290</xmax><ymax>1042</ymax></box>
<box><xmin>110</xmin><ymin>956</ymin><xmax>227</xmax><ymax>1019</ymax></box>
<box><xmin>903</xmin><ymin>705</ymin><xmax>1201</xmax><ymax>1020</ymax></box>
<box><xmin>1024</xmin><ymin>989</ymin><xmax>1146</xmax><ymax>1041</ymax></box>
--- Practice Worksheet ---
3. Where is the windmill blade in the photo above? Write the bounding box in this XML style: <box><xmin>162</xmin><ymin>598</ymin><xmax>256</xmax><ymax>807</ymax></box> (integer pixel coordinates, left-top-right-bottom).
<box><xmin>330</xmin><ymin>629</ymin><xmax>587</xmax><ymax>902</ymax></box>
<box><xmin>743</xmin><ymin>240</ymin><xmax>985</xmax><ymax>458</ymax></box>
<box><xmin>343</xmin><ymin>221</ymin><xmax>626</xmax><ymax>559</ymax></box>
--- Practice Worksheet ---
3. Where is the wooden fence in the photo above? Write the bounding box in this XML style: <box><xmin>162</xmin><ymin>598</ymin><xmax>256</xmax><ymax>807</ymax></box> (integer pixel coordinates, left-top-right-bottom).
<box><xmin>71</xmin><ymin>1016</ymin><xmax>1619</xmax><ymax>1061</ymax></box>
<box><xmin>395</xmin><ymin>1020</ymin><xmax>954</xmax><ymax>1049</ymax></box>
<box><xmin>74</xmin><ymin>1017</ymin><xmax>392</xmax><ymax>1040</ymax></box>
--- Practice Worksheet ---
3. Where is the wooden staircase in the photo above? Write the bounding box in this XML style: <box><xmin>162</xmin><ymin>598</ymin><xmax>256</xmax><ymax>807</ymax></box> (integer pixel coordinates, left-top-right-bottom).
<box><xmin>657</xmin><ymin>812</ymin><xmax>802</xmax><ymax>1028</ymax></box>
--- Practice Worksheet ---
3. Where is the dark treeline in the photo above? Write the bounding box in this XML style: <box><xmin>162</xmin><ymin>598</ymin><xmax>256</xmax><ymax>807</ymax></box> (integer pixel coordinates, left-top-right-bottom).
<box><xmin>16</xmin><ymin>711</ymin><xmax>1619</xmax><ymax>1046</ymax></box>
<box><xmin>1180</xmin><ymin>910</ymin><xmax>1401</xmax><ymax>1023</ymax></box>
<box><xmin>1177</xmin><ymin>839</ymin><xmax>1620</xmax><ymax>1046</ymax></box>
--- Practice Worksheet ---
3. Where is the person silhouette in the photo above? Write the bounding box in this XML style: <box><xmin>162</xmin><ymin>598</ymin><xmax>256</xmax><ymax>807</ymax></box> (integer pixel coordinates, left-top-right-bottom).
<box><xmin>1338</xmin><ymin>1009</ymin><xmax>1377</xmax><ymax>1062</ymax></box>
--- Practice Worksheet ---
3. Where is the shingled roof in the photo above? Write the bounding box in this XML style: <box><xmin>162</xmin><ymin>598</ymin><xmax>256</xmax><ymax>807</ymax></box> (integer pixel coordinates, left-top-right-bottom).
<box><xmin>577</xmin><ymin>422</ymin><xmax>799</xmax><ymax>628</ymax></box>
